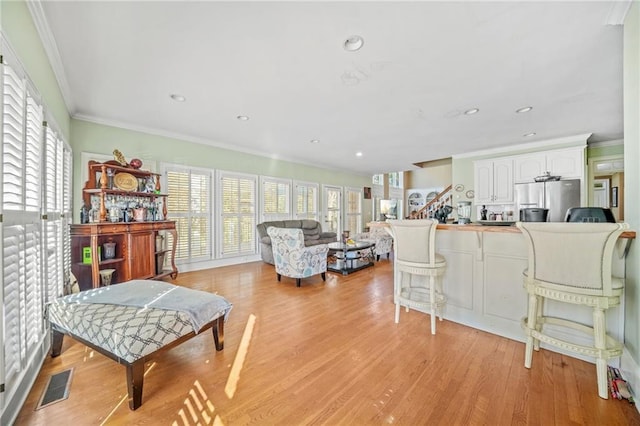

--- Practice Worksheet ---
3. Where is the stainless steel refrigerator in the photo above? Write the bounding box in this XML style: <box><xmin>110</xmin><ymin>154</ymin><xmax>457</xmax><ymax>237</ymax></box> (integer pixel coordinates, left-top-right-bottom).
<box><xmin>514</xmin><ymin>179</ymin><xmax>581</xmax><ymax>222</ymax></box>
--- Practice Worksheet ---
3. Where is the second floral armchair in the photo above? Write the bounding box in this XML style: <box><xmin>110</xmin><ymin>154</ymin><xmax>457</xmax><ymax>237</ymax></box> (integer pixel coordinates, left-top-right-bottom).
<box><xmin>352</xmin><ymin>225</ymin><xmax>393</xmax><ymax>261</ymax></box>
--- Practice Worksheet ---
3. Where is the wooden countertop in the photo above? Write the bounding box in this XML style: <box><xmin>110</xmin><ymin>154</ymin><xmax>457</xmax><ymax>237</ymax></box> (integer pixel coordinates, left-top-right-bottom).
<box><xmin>436</xmin><ymin>223</ymin><xmax>636</xmax><ymax>239</ymax></box>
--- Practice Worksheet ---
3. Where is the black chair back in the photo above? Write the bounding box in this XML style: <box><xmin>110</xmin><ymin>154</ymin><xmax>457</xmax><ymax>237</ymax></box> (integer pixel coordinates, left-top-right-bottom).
<box><xmin>565</xmin><ymin>207</ymin><xmax>616</xmax><ymax>223</ymax></box>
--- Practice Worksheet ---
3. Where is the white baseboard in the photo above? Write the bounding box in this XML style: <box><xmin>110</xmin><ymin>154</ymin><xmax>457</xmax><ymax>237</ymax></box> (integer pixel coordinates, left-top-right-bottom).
<box><xmin>621</xmin><ymin>348</ymin><xmax>640</xmax><ymax>414</ymax></box>
<box><xmin>176</xmin><ymin>255</ymin><xmax>262</xmax><ymax>273</ymax></box>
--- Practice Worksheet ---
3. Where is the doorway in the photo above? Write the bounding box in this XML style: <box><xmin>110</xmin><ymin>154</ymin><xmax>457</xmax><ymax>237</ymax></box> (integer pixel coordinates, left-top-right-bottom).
<box><xmin>588</xmin><ymin>154</ymin><xmax>624</xmax><ymax>221</ymax></box>
<box><xmin>322</xmin><ymin>185</ymin><xmax>342</xmax><ymax>234</ymax></box>
<box><xmin>592</xmin><ymin>179</ymin><xmax>610</xmax><ymax>208</ymax></box>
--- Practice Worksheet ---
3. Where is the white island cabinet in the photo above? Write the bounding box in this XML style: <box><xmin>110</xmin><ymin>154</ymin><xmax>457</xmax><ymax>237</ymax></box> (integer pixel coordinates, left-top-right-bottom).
<box><xmin>410</xmin><ymin>224</ymin><xmax>631</xmax><ymax>363</ymax></box>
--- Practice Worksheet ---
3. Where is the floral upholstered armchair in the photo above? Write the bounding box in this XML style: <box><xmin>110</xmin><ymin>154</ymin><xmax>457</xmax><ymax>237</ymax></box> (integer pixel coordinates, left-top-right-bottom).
<box><xmin>267</xmin><ymin>227</ymin><xmax>329</xmax><ymax>287</ymax></box>
<box><xmin>352</xmin><ymin>225</ymin><xmax>393</xmax><ymax>261</ymax></box>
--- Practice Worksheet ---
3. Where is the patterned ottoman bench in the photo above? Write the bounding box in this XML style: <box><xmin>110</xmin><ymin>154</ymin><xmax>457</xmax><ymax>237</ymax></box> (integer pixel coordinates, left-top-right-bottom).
<box><xmin>46</xmin><ymin>280</ymin><xmax>233</xmax><ymax>410</ymax></box>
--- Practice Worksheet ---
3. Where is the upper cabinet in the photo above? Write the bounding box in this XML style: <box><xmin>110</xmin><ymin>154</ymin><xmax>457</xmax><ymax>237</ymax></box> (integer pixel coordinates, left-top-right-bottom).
<box><xmin>513</xmin><ymin>154</ymin><xmax>546</xmax><ymax>183</ymax></box>
<box><xmin>474</xmin><ymin>158</ymin><xmax>514</xmax><ymax>204</ymax></box>
<box><xmin>514</xmin><ymin>147</ymin><xmax>584</xmax><ymax>183</ymax></box>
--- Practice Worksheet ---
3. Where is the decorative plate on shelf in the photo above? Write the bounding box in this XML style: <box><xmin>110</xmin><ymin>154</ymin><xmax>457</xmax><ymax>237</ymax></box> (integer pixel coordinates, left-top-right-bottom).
<box><xmin>114</xmin><ymin>172</ymin><xmax>138</xmax><ymax>191</ymax></box>
<box><xmin>454</xmin><ymin>184</ymin><xmax>465</xmax><ymax>192</ymax></box>
<box><xmin>465</xmin><ymin>189</ymin><xmax>475</xmax><ymax>199</ymax></box>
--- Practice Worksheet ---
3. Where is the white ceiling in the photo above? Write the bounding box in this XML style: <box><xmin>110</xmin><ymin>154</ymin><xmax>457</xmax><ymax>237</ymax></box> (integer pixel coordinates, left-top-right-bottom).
<box><xmin>33</xmin><ymin>1</ymin><xmax>626</xmax><ymax>175</ymax></box>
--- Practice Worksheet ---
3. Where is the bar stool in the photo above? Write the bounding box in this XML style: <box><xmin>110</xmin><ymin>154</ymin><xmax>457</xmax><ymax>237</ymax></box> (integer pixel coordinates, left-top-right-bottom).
<box><xmin>387</xmin><ymin>219</ymin><xmax>447</xmax><ymax>334</ymax></box>
<box><xmin>516</xmin><ymin>221</ymin><xmax>629</xmax><ymax>399</ymax></box>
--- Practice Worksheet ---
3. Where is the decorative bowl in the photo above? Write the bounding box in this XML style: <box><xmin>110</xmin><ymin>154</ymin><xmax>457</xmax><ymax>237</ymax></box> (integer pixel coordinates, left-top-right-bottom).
<box><xmin>129</xmin><ymin>158</ymin><xmax>143</xmax><ymax>169</ymax></box>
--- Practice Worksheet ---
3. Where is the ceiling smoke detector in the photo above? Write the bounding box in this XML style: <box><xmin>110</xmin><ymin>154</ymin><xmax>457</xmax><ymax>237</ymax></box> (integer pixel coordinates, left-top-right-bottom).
<box><xmin>343</xmin><ymin>35</ymin><xmax>364</xmax><ymax>52</ymax></box>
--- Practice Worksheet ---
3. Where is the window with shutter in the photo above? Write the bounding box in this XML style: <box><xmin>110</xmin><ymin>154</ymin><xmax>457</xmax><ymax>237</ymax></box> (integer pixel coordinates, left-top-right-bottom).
<box><xmin>0</xmin><ymin>52</ymin><xmax>72</xmax><ymax>421</ymax></box>
<box><xmin>261</xmin><ymin>177</ymin><xmax>290</xmax><ymax>222</ymax></box>
<box><xmin>1</xmin><ymin>61</ymin><xmax>45</xmax><ymax>398</ymax></box>
<box><xmin>219</xmin><ymin>172</ymin><xmax>256</xmax><ymax>257</ymax></box>
<box><xmin>294</xmin><ymin>181</ymin><xmax>318</xmax><ymax>220</ymax></box>
<box><xmin>163</xmin><ymin>166</ymin><xmax>212</xmax><ymax>261</ymax></box>
<box><xmin>43</xmin><ymin>124</ymin><xmax>71</xmax><ymax>300</ymax></box>
<box><xmin>345</xmin><ymin>187</ymin><xmax>363</xmax><ymax>233</ymax></box>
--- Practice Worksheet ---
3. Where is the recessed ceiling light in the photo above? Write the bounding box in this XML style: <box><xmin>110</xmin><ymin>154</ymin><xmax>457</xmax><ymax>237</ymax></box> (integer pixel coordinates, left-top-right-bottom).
<box><xmin>170</xmin><ymin>94</ymin><xmax>186</xmax><ymax>102</ymax></box>
<box><xmin>344</xmin><ymin>35</ymin><xmax>364</xmax><ymax>52</ymax></box>
<box><xmin>516</xmin><ymin>106</ymin><xmax>533</xmax><ymax>113</ymax></box>
<box><xmin>310</xmin><ymin>139</ymin><xmax>320</xmax><ymax>144</ymax></box>
<box><xmin>523</xmin><ymin>132</ymin><xmax>537</xmax><ymax>137</ymax></box>
<box><xmin>355</xmin><ymin>152</ymin><xmax>363</xmax><ymax>157</ymax></box>
<box><xmin>236</xmin><ymin>115</ymin><xmax>249</xmax><ymax>121</ymax></box>
<box><xmin>464</xmin><ymin>108</ymin><xmax>479</xmax><ymax>115</ymax></box>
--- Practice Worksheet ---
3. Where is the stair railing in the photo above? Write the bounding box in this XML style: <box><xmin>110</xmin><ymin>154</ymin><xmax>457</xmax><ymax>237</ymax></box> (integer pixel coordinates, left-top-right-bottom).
<box><xmin>410</xmin><ymin>184</ymin><xmax>453</xmax><ymax>219</ymax></box>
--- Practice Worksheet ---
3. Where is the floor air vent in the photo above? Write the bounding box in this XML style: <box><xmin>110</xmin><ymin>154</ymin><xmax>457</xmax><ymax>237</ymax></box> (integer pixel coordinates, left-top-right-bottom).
<box><xmin>36</xmin><ymin>368</ymin><xmax>73</xmax><ymax>410</ymax></box>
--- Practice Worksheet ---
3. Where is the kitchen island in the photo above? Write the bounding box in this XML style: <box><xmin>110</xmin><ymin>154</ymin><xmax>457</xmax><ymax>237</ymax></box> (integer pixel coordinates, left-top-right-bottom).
<box><xmin>409</xmin><ymin>223</ymin><xmax>634</xmax><ymax>362</ymax></box>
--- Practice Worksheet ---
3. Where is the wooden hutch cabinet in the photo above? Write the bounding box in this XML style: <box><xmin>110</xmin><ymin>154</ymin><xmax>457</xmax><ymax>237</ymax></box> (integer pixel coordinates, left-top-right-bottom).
<box><xmin>71</xmin><ymin>161</ymin><xmax>178</xmax><ymax>290</ymax></box>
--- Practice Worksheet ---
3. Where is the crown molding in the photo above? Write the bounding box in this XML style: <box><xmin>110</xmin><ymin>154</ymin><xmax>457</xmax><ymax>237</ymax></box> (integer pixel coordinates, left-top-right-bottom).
<box><xmin>587</xmin><ymin>138</ymin><xmax>624</xmax><ymax>148</ymax></box>
<box><xmin>27</xmin><ymin>0</ymin><xmax>76</xmax><ymax>114</ymax></box>
<box><xmin>452</xmin><ymin>133</ymin><xmax>591</xmax><ymax>160</ymax></box>
<box><xmin>605</xmin><ymin>0</ymin><xmax>632</xmax><ymax>26</ymax></box>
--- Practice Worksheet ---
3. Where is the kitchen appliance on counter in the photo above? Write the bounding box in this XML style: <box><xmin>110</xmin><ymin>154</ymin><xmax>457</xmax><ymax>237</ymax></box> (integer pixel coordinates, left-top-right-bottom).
<box><xmin>457</xmin><ymin>201</ymin><xmax>472</xmax><ymax>224</ymax></box>
<box><xmin>520</xmin><ymin>207</ymin><xmax>549</xmax><ymax>222</ymax></box>
<box><xmin>515</xmin><ymin>179</ymin><xmax>580</xmax><ymax>222</ymax></box>
<box><xmin>565</xmin><ymin>207</ymin><xmax>616</xmax><ymax>223</ymax></box>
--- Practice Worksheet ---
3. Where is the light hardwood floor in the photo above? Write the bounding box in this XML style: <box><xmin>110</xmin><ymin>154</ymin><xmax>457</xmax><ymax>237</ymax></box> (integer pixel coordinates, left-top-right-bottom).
<box><xmin>16</xmin><ymin>259</ymin><xmax>640</xmax><ymax>425</ymax></box>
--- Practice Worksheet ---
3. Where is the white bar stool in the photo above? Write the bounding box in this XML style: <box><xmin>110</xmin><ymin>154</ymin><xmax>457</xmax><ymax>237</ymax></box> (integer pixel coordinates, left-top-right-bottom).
<box><xmin>517</xmin><ymin>221</ymin><xmax>629</xmax><ymax>399</ymax></box>
<box><xmin>387</xmin><ymin>219</ymin><xmax>447</xmax><ymax>334</ymax></box>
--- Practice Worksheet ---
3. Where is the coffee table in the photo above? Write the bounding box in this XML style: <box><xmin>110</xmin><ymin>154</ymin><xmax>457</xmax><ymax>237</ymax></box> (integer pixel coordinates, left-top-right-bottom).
<box><xmin>327</xmin><ymin>241</ymin><xmax>376</xmax><ymax>275</ymax></box>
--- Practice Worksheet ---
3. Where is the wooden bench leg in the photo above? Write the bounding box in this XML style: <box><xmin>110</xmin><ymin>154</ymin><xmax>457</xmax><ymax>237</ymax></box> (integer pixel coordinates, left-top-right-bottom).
<box><xmin>126</xmin><ymin>361</ymin><xmax>145</xmax><ymax>410</ymax></box>
<box><xmin>212</xmin><ymin>317</ymin><xmax>225</xmax><ymax>351</ymax></box>
<box><xmin>51</xmin><ymin>329</ymin><xmax>64</xmax><ymax>357</ymax></box>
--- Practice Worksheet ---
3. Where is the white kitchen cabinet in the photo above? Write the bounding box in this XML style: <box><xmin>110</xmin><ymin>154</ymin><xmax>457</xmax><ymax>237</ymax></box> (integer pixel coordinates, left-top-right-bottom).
<box><xmin>547</xmin><ymin>147</ymin><xmax>584</xmax><ymax>179</ymax></box>
<box><xmin>474</xmin><ymin>158</ymin><xmax>514</xmax><ymax>204</ymax></box>
<box><xmin>514</xmin><ymin>147</ymin><xmax>584</xmax><ymax>183</ymax></box>
<box><xmin>513</xmin><ymin>154</ymin><xmax>546</xmax><ymax>183</ymax></box>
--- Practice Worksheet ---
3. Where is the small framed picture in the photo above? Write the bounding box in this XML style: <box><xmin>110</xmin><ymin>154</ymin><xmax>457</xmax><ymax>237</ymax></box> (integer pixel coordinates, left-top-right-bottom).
<box><xmin>364</xmin><ymin>187</ymin><xmax>372</xmax><ymax>199</ymax></box>
<box><xmin>612</xmin><ymin>186</ymin><xmax>618</xmax><ymax>207</ymax></box>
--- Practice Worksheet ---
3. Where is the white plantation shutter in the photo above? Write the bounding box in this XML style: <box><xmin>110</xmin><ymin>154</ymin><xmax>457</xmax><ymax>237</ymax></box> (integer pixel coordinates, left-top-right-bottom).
<box><xmin>294</xmin><ymin>181</ymin><xmax>318</xmax><ymax>220</ymax></box>
<box><xmin>2</xmin><ymin>225</ymin><xmax>23</xmax><ymax>389</ymax></box>
<box><xmin>45</xmin><ymin>125</ymin><xmax>60</xmax><ymax>212</ymax></box>
<box><xmin>43</xmin><ymin>124</ymin><xmax>70</xmax><ymax>300</ymax></box>
<box><xmin>62</xmin><ymin>147</ymin><xmax>73</xmax><ymax>283</ymax></box>
<box><xmin>219</xmin><ymin>172</ymin><xmax>256</xmax><ymax>256</ymax></box>
<box><xmin>45</xmin><ymin>221</ymin><xmax>62</xmax><ymax>299</ymax></box>
<box><xmin>24</xmin><ymin>95</ymin><xmax>42</xmax><ymax>212</ymax></box>
<box><xmin>164</xmin><ymin>166</ymin><xmax>212</xmax><ymax>261</ymax></box>
<box><xmin>2</xmin><ymin>65</ymin><xmax>25</xmax><ymax>210</ymax></box>
<box><xmin>23</xmin><ymin>223</ymin><xmax>42</xmax><ymax>350</ymax></box>
<box><xmin>345</xmin><ymin>187</ymin><xmax>362</xmax><ymax>233</ymax></box>
<box><xmin>1</xmin><ymin>61</ymin><xmax>45</xmax><ymax>400</ymax></box>
<box><xmin>261</xmin><ymin>177</ymin><xmax>290</xmax><ymax>222</ymax></box>
<box><xmin>2</xmin><ymin>219</ymin><xmax>43</xmax><ymax>410</ymax></box>
<box><xmin>0</xmin><ymin>53</ymin><xmax>72</xmax><ymax>421</ymax></box>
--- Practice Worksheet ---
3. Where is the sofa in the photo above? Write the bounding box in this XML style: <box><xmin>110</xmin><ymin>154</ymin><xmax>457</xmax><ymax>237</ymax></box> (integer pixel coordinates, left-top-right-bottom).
<box><xmin>257</xmin><ymin>220</ymin><xmax>337</xmax><ymax>265</ymax></box>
